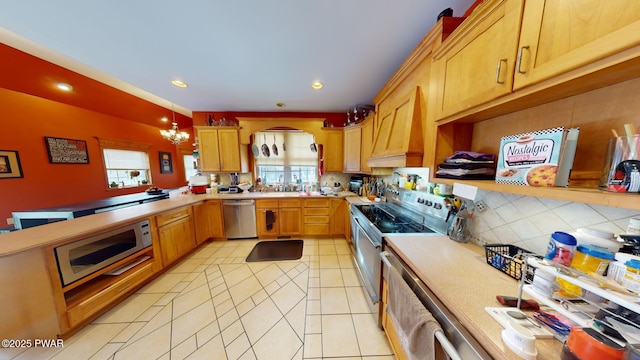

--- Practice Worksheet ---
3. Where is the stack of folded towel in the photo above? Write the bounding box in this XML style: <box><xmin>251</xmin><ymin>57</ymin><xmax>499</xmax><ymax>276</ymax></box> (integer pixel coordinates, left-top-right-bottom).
<box><xmin>435</xmin><ymin>151</ymin><xmax>496</xmax><ymax>180</ymax></box>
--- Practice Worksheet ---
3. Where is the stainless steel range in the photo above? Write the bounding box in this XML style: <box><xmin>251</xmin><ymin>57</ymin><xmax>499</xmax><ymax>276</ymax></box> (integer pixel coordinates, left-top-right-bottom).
<box><xmin>349</xmin><ymin>186</ymin><xmax>451</xmax><ymax>326</ymax></box>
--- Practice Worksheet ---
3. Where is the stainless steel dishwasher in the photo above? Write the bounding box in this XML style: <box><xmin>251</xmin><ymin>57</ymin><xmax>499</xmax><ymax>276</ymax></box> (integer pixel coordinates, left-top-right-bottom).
<box><xmin>222</xmin><ymin>199</ymin><xmax>257</xmax><ymax>239</ymax></box>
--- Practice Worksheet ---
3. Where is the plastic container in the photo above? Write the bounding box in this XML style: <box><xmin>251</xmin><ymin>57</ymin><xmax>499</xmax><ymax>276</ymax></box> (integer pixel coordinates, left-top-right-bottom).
<box><xmin>609</xmin><ymin>253</ymin><xmax>640</xmax><ymax>284</ymax></box>
<box><xmin>558</xmin><ymin>245</ymin><xmax>615</xmax><ymax>297</ymax></box>
<box><xmin>544</xmin><ymin>231</ymin><xmax>577</xmax><ymax>267</ymax></box>
<box><xmin>622</xmin><ymin>259</ymin><xmax>640</xmax><ymax>292</ymax></box>
<box><xmin>572</xmin><ymin>228</ymin><xmax>622</xmax><ymax>253</ymax></box>
<box><xmin>628</xmin><ymin>218</ymin><xmax>640</xmax><ymax>235</ymax></box>
<box><xmin>532</xmin><ymin>270</ymin><xmax>556</xmax><ymax>296</ymax></box>
<box><xmin>566</xmin><ymin>327</ymin><xmax>624</xmax><ymax>360</ymax></box>
<box><xmin>573</xmin><ymin>245</ymin><xmax>616</xmax><ymax>274</ymax></box>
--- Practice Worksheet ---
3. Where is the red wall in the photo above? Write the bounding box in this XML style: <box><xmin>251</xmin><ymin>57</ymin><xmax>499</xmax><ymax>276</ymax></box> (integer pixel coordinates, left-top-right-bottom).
<box><xmin>0</xmin><ymin>88</ymin><xmax>191</xmax><ymax>224</ymax></box>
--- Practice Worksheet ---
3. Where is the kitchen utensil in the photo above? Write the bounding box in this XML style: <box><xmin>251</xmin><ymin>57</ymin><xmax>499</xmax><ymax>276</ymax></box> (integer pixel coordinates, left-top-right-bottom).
<box><xmin>507</xmin><ymin>310</ymin><xmax>541</xmax><ymax>328</ymax></box>
<box><xmin>229</xmin><ymin>173</ymin><xmax>239</xmax><ymax>186</ymax></box>
<box><xmin>251</xmin><ymin>143</ymin><xmax>260</xmax><ymax>158</ymax></box>
<box><xmin>272</xmin><ymin>135</ymin><xmax>278</xmax><ymax>156</ymax></box>
<box><xmin>310</xmin><ymin>135</ymin><xmax>317</xmax><ymax>152</ymax></box>
<box><xmin>261</xmin><ymin>135</ymin><xmax>270</xmax><ymax>157</ymax></box>
<box><xmin>496</xmin><ymin>295</ymin><xmax>540</xmax><ymax>310</ymax></box>
<box><xmin>533</xmin><ymin>312</ymin><xmax>572</xmax><ymax>337</ymax></box>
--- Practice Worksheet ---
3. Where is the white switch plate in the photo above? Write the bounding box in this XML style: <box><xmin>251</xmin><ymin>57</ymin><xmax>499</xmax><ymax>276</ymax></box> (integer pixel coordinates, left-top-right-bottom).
<box><xmin>452</xmin><ymin>182</ymin><xmax>478</xmax><ymax>201</ymax></box>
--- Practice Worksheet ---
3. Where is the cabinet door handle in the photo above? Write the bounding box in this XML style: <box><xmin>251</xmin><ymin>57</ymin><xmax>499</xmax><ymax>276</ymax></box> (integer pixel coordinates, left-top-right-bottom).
<box><xmin>495</xmin><ymin>59</ymin><xmax>508</xmax><ymax>84</ymax></box>
<box><xmin>516</xmin><ymin>46</ymin><xmax>530</xmax><ymax>74</ymax></box>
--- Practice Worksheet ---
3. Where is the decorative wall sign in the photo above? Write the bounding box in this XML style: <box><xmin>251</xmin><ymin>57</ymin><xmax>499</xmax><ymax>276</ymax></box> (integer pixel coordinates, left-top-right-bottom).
<box><xmin>159</xmin><ymin>151</ymin><xmax>173</xmax><ymax>174</ymax></box>
<box><xmin>0</xmin><ymin>150</ymin><xmax>24</xmax><ymax>179</ymax></box>
<box><xmin>44</xmin><ymin>136</ymin><xmax>89</xmax><ymax>164</ymax></box>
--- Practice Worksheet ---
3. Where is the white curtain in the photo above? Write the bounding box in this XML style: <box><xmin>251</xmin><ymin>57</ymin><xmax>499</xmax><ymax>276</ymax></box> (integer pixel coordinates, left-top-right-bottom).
<box><xmin>254</xmin><ymin>131</ymin><xmax>317</xmax><ymax>166</ymax></box>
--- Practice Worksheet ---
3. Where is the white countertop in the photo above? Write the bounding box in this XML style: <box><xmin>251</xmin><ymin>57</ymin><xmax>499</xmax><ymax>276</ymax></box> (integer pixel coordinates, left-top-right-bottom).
<box><xmin>384</xmin><ymin>235</ymin><xmax>563</xmax><ymax>359</ymax></box>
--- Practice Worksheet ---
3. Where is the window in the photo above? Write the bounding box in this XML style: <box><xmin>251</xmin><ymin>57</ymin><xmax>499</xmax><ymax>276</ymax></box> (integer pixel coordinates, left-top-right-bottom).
<box><xmin>254</xmin><ymin>131</ymin><xmax>318</xmax><ymax>185</ymax></box>
<box><xmin>97</xmin><ymin>137</ymin><xmax>153</xmax><ymax>189</ymax></box>
<box><xmin>103</xmin><ymin>149</ymin><xmax>151</xmax><ymax>188</ymax></box>
<box><xmin>183</xmin><ymin>154</ymin><xmax>196</xmax><ymax>181</ymax></box>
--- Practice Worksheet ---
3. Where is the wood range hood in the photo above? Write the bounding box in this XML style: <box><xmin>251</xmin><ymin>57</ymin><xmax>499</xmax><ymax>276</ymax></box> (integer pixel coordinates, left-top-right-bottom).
<box><xmin>368</xmin><ymin>86</ymin><xmax>424</xmax><ymax>168</ymax></box>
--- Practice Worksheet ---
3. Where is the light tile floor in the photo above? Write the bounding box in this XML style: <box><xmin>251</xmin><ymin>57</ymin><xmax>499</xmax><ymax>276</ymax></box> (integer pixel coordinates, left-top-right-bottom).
<box><xmin>6</xmin><ymin>237</ymin><xmax>394</xmax><ymax>360</ymax></box>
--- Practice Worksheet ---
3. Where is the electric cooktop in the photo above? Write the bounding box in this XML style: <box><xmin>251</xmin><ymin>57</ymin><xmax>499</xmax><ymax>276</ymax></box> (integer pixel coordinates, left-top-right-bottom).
<box><xmin>353</xmin><ymin>203</ymin><xmax>436</xmax><ymax>234</ymax></box>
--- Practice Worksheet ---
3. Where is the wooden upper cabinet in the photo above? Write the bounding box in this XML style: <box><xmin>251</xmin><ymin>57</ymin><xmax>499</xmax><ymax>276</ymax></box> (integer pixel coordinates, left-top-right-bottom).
<box><xmin>513</xmin><ymin>0</ymin><xmax>640</xmax><ymax>90</ymax></box>
<box><xmin>360</xmin><ymin>115</ymin><xmax>374</xmax><ymax>174</ymax></box>
<box><xmin>343</xmin><ymin>113</ymin><xmax>374</xmax><ymax>174</ymax></box>
<box><xmin>432</xmin><ymin>0</ymin><xmax>524</xmax><ymax>120</ymax></box>
<box><xmin>343</xmin><ymin>126</ymin><xmax>362</xmax><ymax>173</ymax></box>
<box><xmin>196</xmin><ymin>127</ymin><xmax>242</xmax><ymax>172</ymax></box>
<box><xmin>369</xmin><ymin>87</ymin><xmax>423</xmax><ymax>167</ymax></box>
<box><xmin>322</xmin><ymin>129</ymin><xmax>344</xmax><ymax>173</ymax></box>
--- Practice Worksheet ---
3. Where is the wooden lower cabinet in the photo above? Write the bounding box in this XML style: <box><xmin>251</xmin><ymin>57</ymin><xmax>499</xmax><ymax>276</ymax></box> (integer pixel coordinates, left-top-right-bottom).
<box><xmin>206</xmin><ymin>200</ymin><xmax>225</xmax><ymax>238</ymax></box>
<box><xmin>66</xmin><ymin>262</ymin><xmax>154</xmax><ymax>328</ymax></box>
<box><xmin>303</xmin><ymin>198</ymin><xmax>330</xmax><ymax>236</ymax></box>
<box><xmin>193</xmin><ymin>202</ymin><xmax>210</xmax><ymax>245</ymax></box>
<box><xmin>330</xmin><ymin>198</ymin><xmax>346</xmax><ymax>236</ymax></box>
<box><xmin>279</xmin><ymin>207</ymin><xmax>303</xmax><ymax>236</ymax></box>
<box><xmin>256</xmin><ymin>207</ymin><xmax>280</xmax><ymax>237</ymax></box>
<box><xmin>256</xmin><ymin>199</ymin><xmax>303</xmax><ymax>237</ymax></box>
<box><xmin>156</xmin><ymin>207</ymin><xmax>196</xmax><ymax>266</ymax></box>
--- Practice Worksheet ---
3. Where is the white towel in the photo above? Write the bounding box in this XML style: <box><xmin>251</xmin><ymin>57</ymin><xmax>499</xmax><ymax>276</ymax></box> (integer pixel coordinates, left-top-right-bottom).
<box><xmin>387</xmin><ymin>267</ymin><xmax>442</xmax><ymax>360</ymax></box>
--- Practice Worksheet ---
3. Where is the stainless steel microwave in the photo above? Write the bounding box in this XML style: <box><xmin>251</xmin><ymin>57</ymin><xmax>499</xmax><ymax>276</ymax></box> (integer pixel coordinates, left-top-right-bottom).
<box><xmin>54</xmin><ymin>219</ymin><xmax>152</xmax><ymax>286</ymax></box>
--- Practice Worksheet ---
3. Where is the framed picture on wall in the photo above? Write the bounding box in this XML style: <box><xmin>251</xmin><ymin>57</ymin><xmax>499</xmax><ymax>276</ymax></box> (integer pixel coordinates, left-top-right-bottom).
<box><xmin>44</xmin><ymin>136</ymin><xmax>89</xmax><ymax>164</ymax></box>
<box><xmin>159</xmin><ymin>151</ymin><xmax>173</xmax><ymax>174</ymax></box>
<box><xmin>0</xmin><ymin>150</ymin><xmax>24</xmax><ymax>179</ymax></box>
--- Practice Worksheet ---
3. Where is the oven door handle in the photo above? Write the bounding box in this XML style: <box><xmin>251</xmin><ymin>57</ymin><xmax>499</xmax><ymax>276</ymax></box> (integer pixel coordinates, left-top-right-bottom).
<box><xmin>380</xmin><ymin>251</ymin><xmax>392</xmax><ymax>267</ymax></box>
<box><xmin>352</xmin><ymin>256</ymin><xmax>380</xmax><ymax>304</ymax></box>
<box><xmin>435</xmin><ymin>330</ymin><xmax>463</xmax><ymax>360</ymax></box>
<box><xmin>356</xmin><ymin>219</ymin><xmax>382</xmax><ymax>248</ymax></box>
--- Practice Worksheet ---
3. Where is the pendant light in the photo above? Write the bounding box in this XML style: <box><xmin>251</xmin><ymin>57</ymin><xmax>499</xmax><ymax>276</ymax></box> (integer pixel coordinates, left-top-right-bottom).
<box><xmin>160</xmin><ymin>104</ymin><xmax>190</xmax><ymax>145</ymax></box>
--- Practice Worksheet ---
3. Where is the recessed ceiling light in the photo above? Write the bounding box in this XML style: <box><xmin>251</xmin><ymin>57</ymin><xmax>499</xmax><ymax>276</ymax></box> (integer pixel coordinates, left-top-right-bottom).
<box><xmin>276</xmin><ymin>102</ymin><xmax>286</xmax><ymax>108</ymax></box>
<box><xmin>161</xmin><ymin>116</ymin><xmax>169</xmax><ymax>122</ymax></box>
<box><xmin>56</xmin><ymin>83</ymin><xmax>73</xmax><ymax>91</ymax></box>
<box><xmin>171</xmin><ymin>80</ymin><xmax>188</xmax><ymax>88</ymax></box>
<box><xmin>311</xmin><ymin>81</ymin><xmax>323</xmax><ymax>90</ymax></box>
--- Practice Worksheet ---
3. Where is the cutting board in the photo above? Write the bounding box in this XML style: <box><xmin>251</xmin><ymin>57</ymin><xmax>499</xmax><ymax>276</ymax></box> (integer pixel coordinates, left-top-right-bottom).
<box><xmin>485</xmin><ymin>307</ymin><xmax>554</xmax><ymax>338</ymax></box>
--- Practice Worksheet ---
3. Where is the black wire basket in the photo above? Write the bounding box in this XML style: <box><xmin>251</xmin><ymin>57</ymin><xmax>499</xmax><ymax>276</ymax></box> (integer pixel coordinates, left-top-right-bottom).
<box><xmin>484</xmin><ymin>244</ymin><xmax>537</xmax><ymax>281</ymax></box>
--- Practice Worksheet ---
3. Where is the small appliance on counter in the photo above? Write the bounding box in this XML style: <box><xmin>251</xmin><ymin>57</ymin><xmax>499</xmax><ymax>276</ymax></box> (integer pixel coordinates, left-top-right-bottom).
<box><xmin>188</xmin><ymin>174</ymin><xmax>210</xmax><ymax>194</ymax></box>
<box><xmin>217</xmin><ymin>186</ymin><xmax>240</xmax><ymax>194</ymax></box>
<box><xmin>348</xmin><ymin>175</ymin><xmax>364</xmax><ymax>194</ymax></box>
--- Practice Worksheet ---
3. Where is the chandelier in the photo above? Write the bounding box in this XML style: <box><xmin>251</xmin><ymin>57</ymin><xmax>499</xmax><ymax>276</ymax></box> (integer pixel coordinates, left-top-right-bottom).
<box><xmin>160</xmin><ymin>105</ymin><xmax>190</xmax><ymax>145</ymax></box>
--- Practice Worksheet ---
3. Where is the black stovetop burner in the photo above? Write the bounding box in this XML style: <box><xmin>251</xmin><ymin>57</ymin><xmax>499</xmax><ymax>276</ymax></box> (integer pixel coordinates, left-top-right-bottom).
<box><xmin>354</xmin><ymin>203</ymin><xmax>436</xmax><ymax>234</ymax></box>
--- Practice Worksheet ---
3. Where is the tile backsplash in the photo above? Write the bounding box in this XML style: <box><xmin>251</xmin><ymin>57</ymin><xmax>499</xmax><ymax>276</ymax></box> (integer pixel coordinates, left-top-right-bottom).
<box><xmin>469</xmin><ymin>189</ymin><xmax>640</xmax><ymax>255</ymax></box>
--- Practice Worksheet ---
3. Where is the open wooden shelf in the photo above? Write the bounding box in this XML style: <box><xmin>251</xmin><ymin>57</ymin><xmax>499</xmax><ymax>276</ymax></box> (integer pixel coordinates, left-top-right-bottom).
<box><xmin>435</xmin><ymin>178</ymin><xmax>640</xmax><ymax>210</ymax></box>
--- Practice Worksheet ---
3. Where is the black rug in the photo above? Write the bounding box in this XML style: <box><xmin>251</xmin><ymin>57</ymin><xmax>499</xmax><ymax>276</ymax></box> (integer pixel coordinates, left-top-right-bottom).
<box><xmin>245</xmin><ymin>240</ymin><xmax>304</xmax><ymax>262</ymax></box>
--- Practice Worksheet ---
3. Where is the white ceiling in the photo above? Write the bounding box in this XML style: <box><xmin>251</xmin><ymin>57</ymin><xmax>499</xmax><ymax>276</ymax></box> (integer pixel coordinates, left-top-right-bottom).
<box><xmin>0</xmin><ymin>0</ymin><xmax>474</xmax><ymax>115</ymax></box>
